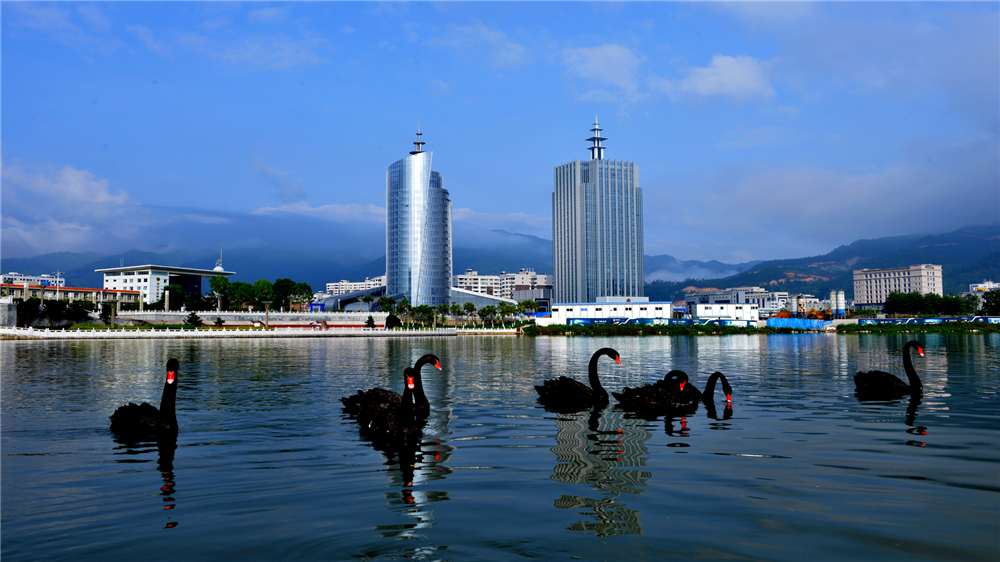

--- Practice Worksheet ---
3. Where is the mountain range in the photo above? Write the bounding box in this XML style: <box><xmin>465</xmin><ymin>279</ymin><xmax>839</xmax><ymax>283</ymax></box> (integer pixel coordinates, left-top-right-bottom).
<box><xmin>2</xmin><ymin>225</ymin><xmax>996</xmax><ymax>300</ymax></box>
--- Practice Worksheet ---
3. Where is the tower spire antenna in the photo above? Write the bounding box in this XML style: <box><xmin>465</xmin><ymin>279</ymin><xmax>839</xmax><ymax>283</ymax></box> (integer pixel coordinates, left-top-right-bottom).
<box><xmin>586</xmin><ymin>116</ymin><xmax>607</xmax><ymax>160</ymax></box>
<box><xmin>410</xmin><ymin>120</ymin><xmax>425</xmax><ymax>155</ymax></box>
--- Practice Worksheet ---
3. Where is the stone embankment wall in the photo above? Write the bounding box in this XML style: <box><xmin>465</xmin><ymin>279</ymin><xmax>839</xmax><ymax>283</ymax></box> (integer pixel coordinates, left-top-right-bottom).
<box><xmin>119</xmin><ymin>311</ymin><xmax>388</xmax><ymax>328</ymax></box>
<box><xmin>1</xmin><ymin>303</ymin><xmax>16</xmax><ymax>327</ymax></box>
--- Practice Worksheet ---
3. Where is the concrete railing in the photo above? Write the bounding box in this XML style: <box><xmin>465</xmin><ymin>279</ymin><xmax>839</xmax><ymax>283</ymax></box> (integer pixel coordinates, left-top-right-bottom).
<box><xmin>0</xmin><ymin>326</ymin><xmax>456</xmax><ymax>340</ymax></box>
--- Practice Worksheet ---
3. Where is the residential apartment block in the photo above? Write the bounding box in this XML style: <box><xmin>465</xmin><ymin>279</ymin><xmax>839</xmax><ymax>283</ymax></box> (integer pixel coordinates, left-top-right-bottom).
<box><xmin>853</xmin><ymin>264</ymin><xmax>943</xmax><ymax>309</ymax></box>
<box><xmin>326</xmin><ymin>276</ymin><xmax>387</xmax><ymax>296</ymax></box>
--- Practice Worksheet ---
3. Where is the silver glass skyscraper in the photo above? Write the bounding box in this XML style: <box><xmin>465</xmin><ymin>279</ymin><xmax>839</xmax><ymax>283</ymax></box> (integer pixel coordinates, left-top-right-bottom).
<box><xmin>552</xmin><ymin>120</ymin><xmax>644</xmax><ymax>303</ymax></box>
<box><xmin>386</xmin><ymin>129</ymin><xmax>453</xmax><ymax>306</ymax></box>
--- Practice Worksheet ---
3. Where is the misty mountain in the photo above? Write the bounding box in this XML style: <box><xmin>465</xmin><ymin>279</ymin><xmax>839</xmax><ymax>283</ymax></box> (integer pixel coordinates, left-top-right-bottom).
<box><xmin>645</xmin><ymin>223</ymin><xmax>1000</xmax><ymax>302</ymax></box>
<box><xmin>5</xmin><ymin>224</ymin><xmax>995</xmax><ymax>300</ymax></box>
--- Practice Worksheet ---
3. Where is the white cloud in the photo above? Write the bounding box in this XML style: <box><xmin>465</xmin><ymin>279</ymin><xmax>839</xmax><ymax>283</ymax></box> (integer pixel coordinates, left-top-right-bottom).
<box><xmin>3</xmin><ymin>161</ymin><xmax>128</xmax><ymax>204</ymax></box>
<box><xmin>715</xmin><ymin>126</ymin><xmax>793</xmax><ymax>149</ymax></box>
<box><xmin>248</xmin><ymin>7</ymin><xmax>289</xmax><ymax>25</ymax></box>
<box><xmin>452</xmin><ymin>208</ymin><xmax>551</xmax><ymax>239</ymax></box>
<box><xmin>217</xmin><ymin>35</ymin><xmax>327</xmax><ymax>70</ymax></box>
<box><xmin>77</xmin><ymin>4</ymin><xmax>111</xmax><ymax>32</ymax></box>
<box><xmin>250</xmin><ymin>202</ymin><xmax>386</xmax><ymax>223</ymax></box>
<box><xmin>251</xmin><ymin>156</ymin><xmax>307</xmax><ymax>202</ymax></box>
<box><xmin>127</xmin><ymin>24</ymin><xmax>173</xmax><ymax>60</ymax></box>
<box><xmin>426</xmin><ymin>21</ymin><xmax>531</xmax><ymax>69</ymax></box>
<box><xmin>652</xmin><ymin>54</ymin><xmax>774</xmax><ymax>102</ymax></box>
<box><xmin>563</xmin><ymin>44</ymin><xmax>644</xmax><ymax>103</ymax></box>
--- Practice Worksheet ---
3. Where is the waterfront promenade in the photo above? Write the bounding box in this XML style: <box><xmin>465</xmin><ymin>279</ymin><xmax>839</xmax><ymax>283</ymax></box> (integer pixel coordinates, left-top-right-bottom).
<box><xmin>0</xmin><ymin>326</ymin><xmax>521</xmax><ymax>340</ymax></box>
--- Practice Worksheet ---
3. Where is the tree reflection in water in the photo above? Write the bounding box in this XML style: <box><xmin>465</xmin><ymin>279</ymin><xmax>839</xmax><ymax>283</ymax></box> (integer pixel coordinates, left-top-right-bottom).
<box><xmin>549</xmin><ymin>407</ymin><xmax>651</xmax><ymax>536</ymax></box>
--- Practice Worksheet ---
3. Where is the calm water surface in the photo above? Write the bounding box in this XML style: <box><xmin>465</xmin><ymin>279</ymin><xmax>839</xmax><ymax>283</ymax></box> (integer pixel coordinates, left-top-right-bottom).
<box><xmin>3</xmin><ymin>334</ymin><xmax>998</xmax><ymax>561</ymax></box>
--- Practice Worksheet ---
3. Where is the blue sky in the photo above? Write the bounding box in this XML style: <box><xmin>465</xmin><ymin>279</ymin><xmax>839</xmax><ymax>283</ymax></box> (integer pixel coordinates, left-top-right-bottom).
<box><xmin>2</xmin><ymin>2</ymin><xmax>997</xmax><ymax>277</ymax></box>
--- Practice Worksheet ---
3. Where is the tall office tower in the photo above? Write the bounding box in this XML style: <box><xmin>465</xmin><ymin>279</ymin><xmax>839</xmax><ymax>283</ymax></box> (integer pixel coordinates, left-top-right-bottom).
<box><xmin>386</xmin><ymin>128</ymin><xmax>453</xmax><ymax>306</ymax></box>
<box><xmin>552</xmin><ymin>119</ymin><xmax>644</xmax><ymax>303</ymax></box>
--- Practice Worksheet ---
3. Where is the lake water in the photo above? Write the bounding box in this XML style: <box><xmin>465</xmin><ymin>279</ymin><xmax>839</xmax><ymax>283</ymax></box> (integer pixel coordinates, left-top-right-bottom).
<box><xmin>2</xmin><ymin>334</ymin><xmax>998</xmax><ymax>561</ymax></box>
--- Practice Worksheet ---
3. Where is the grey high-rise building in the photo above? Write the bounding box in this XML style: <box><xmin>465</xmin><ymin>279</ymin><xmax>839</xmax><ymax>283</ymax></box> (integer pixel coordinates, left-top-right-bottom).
<box><xmin>552</xmin><ymin>119</ymin><xmax>644</xmax><ymax>303</ymax></box>
<box><xmin>386</xmin><ymin>129</ymin><xmax>453</xmax><ymax>307</ymax></box>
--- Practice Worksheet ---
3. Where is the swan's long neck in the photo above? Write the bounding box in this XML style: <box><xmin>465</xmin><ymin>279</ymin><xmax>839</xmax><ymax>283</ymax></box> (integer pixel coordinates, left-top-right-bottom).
<box><xmin>703</xmin><ymin>372</ymin><xmax>733</xmax><ymax>404</ymax></box>
<box><xmin>903</xmin><ymin>342</ymin><xmax>923</xmax><ymax>393</ymax></box>
<box><xmin>159</xmin><ymin>379</ymin><xmax>178</xmax><ymax>429</ymax></box>
<box><xmin>588</xmin><ymin>353</ymin><xmax>609</xmax><ymax>399</ymax></box>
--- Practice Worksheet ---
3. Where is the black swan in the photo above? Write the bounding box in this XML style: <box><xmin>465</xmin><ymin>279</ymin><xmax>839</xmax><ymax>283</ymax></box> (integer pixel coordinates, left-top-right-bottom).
<box><xmin>676</xmin><ymin>371</ymin><xmax>733</xmax><ymax>406</ymax></box>
<box><xmin>363</xmin><ymin>368</ymin><xmax>423</xmax><ymax>445</ymax></box>
<box><xmin>613</xmin><ymin>370</ymin><xmax>699</xmax><ymax>417</ymax></box>
<box><xmin>535</xmin><ymin>347</ymin><xmax>621</xmax><ymax>413</ymax></box>
<box><xmin>110</xmin><ymin>358</ymin><xmax>180</xmax><ymax>438</ymax></box>
<box><xmin>341</xmin><ymin>354</ymin><xmax>442</xmax><ymax>420</ymax></box>
<box><xmin>854</xmin><ymin>340</ymin><xmax>924</xmax><ymax>399</ymax></box>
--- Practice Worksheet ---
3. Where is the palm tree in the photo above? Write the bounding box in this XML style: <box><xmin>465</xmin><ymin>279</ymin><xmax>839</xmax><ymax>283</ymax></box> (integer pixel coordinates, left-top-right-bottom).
<box><xmin>361</xmin><ymin>294</ymin><xmax>374</xmax><ymax>313</ymax></box>
<box><xmin>498</xmin><ymin>302</ymin><xmax>517</xmax><ymax>328</ymax></box>
<box><xmin>449</xmin><ymin>303</ymin><xmax>463</xmax><ymax>326</ymax></box>
<box><xmin>519</xmin><ymin>299</ymin><xmax>538</xmax><ymax>317</ymax></box>
<box><xmin>463</xmin><ymin>302</ymin><xmax>477</xmax><ymax>327</ymax></box>
<box><xmin>377</xmin><ymin>296</ymin><xmax>392</xmax><ymax>313</ymax></box>
<box><xmin>479</xmin><ymin>305</ymin><xmax>497</xmax><ymax>328</ymax></box>
<box><xmin>397</xmin><ymin>299</ymin><xmax>410</xmax><ymax>328</ymax></box>
<box><xmin>435</xmin><ymin>303</ymin><xmax>450</xmax><ymax>328</ymax></box>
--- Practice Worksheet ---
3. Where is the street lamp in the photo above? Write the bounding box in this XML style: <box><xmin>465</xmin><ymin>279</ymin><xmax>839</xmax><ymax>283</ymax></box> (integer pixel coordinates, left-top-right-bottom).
<box><xmin>262</xmin><ymin>300</ymin><xmax>272</xmax><ymax>328</ymax></box>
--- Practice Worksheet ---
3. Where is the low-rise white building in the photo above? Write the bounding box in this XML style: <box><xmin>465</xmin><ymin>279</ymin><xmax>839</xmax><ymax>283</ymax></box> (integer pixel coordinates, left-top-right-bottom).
<box><xmin>685</xmin><ymin>286</ymin><xmax>787</xmax><ymax>317</ymax></box>
<box><xmin>2</xmin><ymin>272</ymin><xmax>66</xmax><ymax>288</ymax></box>
<box><xmin>453</xmin><ymin>268</ymin><xmax>554</xmax><ymax>301</ymax></box>
<box><xmin>97</xmin><ymin>264</ymin><xmax>235</xmax><ymax>305</ymax></box>
<box><xmin>325</xmin><ymin>276</ymin><xmax>386</xmax><ymax>296</ymax></box>
<box><xmin>692</xmin><ymin>303</ymin><xmax>759</xmax><ymax>322</ymax></box>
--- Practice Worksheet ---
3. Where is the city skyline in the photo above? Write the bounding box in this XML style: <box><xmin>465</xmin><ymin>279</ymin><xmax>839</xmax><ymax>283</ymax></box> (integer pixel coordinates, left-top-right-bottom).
<box><xmin>2</xmin><ymin>2</ymin><xmax>997</xmax><ymax>274</ymax></box>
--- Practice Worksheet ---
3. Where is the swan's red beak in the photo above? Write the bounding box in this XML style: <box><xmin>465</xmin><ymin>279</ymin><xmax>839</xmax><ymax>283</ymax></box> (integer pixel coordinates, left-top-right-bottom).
<box><xmin>726</xmin><ymin>394</ymin><xmax>732</xmax><ymax>405</ymax></box>
<box><xmin>434</xmin><ymin>360</ymin><xmax>442</xmax><ymax>370</ymax></box>
<box><xmin>918</xmin><ymin>347</ymin><xmax>924</xmax><ymax>357</ymax></box>
<box><xmin>679</xmin><ymin>381</ymin><xmax>686</xmax><ymax>390</ymax></box>
<box><xmin>406</xmin><ymin>375</ymin><xmax>415</xmax><ymax>390</ymax></box>
<box><xmin>614</xmin><ymin>357</ymin><xmax>622</xmax><ymax>365</ymax></box>
<box><xmin>167</xmin><ymin>371</ymin><xmax>176</xmax><ymax>384</ymax></box>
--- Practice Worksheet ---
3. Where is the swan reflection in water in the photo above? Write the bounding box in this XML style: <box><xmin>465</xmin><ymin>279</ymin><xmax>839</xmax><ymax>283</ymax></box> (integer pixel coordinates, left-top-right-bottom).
<box><xmin>113</xmin><ymin>435</ymin><xmax>180</xmax><ymax>529</ymax></box>
<box><xmin>855</xmin><ymin>394</ymin><xmax>928</xmax><ymax>448</ymax></box>
<box><xmin>549</xmin><ymin>406</ymin><xmax>652</xmax><ymax>537</ymax></box>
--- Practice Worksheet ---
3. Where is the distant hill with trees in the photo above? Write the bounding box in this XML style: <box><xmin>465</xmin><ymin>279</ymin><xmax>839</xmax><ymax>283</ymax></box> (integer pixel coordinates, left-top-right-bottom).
<box><xmin>4</xmin><ymin>224</ymin><xmax>996</xmax><ymax>303</ymax></box>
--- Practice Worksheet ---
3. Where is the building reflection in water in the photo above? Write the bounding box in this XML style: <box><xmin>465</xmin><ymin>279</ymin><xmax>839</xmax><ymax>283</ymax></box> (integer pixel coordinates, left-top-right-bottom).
<box><xmin>549</xmin><ymin>407</ymin><xmax>651</xmax><ymax>536</ymax></box>
<box><xmin>113</xmin><ymin>436</ymin><xmax>180</xmax><ymax>529</ymax></box>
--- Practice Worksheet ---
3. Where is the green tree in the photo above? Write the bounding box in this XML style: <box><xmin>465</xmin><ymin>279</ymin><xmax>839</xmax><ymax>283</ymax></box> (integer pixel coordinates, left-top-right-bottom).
<box><xmin>209</xmin><ymin>276</ymin><xmax>230</xmax><ymax>311</ymax></box>
<box><xmin>365</xmin><ymin>315</ymin><xmax>376</xmax><ymax>329</ymax></box>
<box><xmin>229</xmin><ymin>281</ymin><xmax>255</xmax><ymax>310</ymax></box>
<box><xmin>463</xmin><ymin>302</ymin><xmax>477</xmax><ymax>326</ymax></box>
<box><xmin>436</xmin><ymin>303</ymin><xmax>450</xmax><ymax>328</ymax></box>
<box><xmin>253</xmin><ymin>279</ymin><xmax>275</xmax><ymax>308</ymax></box>
<box><xmin>479</xmin><ymin>305</ymin><xmax>497</xmax><ymax>327</ymax></box>
<box><xmin>377</xmin><ymin>296</ymin><xmax>394</xmax><ymax>313</ymax></box>
<box><xmin>185</xmin><ymin>311</ymin><xmax>203</xmax><ymax>326</ymax></box>
<box><xmin>397</xmin><ymin>299</ymin><xmax>411</xmax><ymax>328</ymax></box>
<box><xmin>161</xmin><ymin>284</ymin><xmax>185</xmax><ymax>311</ymax></box>
<box><xmin>15</xmin><ymin>297</ymin><xmax>42</xmax><ymax>327</ymax></box>
<box><xmin>519</xmin><ymin>300</ymin><xmax>538</xmax><ymax>316</ymax></box>
<box><xmin>983</xmin><ymin>290</ymin><xmax>1000</xmax><ymax>316</ymax></box>
<box><xmin>361</xmin><ymin>294</ymin><xmax>375</xmax><ymax>313</ymax></box>
<box><xmin>413</xmin><ymin>304</ymin><xmax>433</xmax><ymax>327</ymax></box>
<box><xmin>449</xmin><ymin>303</ymin><xmax>463</xmax><ymax>326</ymax></box>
